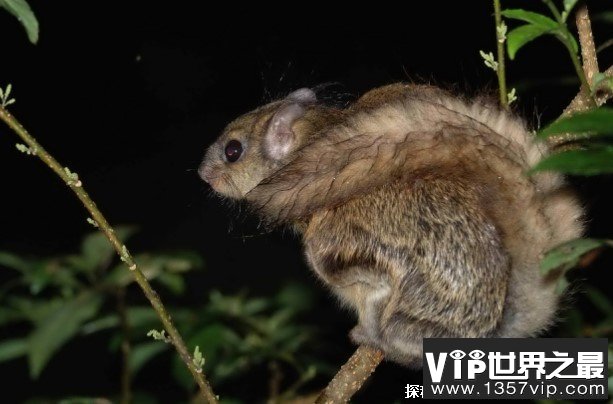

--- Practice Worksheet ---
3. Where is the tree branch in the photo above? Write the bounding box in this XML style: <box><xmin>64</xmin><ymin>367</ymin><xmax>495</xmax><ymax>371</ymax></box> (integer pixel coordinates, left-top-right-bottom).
<box><xmin>565</xmin><ymin>65</ymin><xmax>613</xmax><ymax>115</ymax></box>
<box><xmin>561</xmin><ymin>3</ymin><xmax>599</xmax><ymax>115</ymax></box>
<box><xmin>0</xmin><ymin>106</ymin><xmax>219</xmax><ymax>404</ymax></box>
<box><xmin>315</xmin><ymin>345</ymin><xmax>384</xmax><ymax>404</ymax></box>
<box><xmin>576</xmin><ymin>3</ymin><xmax>599</xmax><ymax>83</ymax></box>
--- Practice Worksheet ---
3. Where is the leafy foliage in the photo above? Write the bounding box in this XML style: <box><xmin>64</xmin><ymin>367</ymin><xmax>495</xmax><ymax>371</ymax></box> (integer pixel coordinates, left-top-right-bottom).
<box><xmin>0</xmin><ymin>228</ymin><xmax>327</xmax><ymax>401</ymax></box>
<box><xmin>0</xmin><ymin>227</ymin><xmax>202</xmax><ymax>378</ymax></box>
<box><xmin>540</xmin><ymin>238</ymin><xmax>609</xmax><ymax>277</ymax></box>
<box><xmin>531</xmin><ymin>108</ymin><xmax>613</xmax><ymax>175</ymax></box>
<box><xmin>493</xmin><ymin>1</ymin><xmax>613</xmax><ymax>388</ymax></box>
<box><xmin>171</xmin><ymin>285</ymin><xmax>330</xmax><ymax>400</ymax></box>
<box><xmin>538</xmin><ymin>108</ymin><xmax>613</xmax><ymax>139</ymax></box>
<box><xmin>500</xmin><ymin>0</ymin><xmax>589</xmax><ymax>100</ymax></box>
<box><xmin>502</xmin><ymin>7</ymin><xmax>577</xmax><ymax>60</ymax></box>
<box><xmin>531</xmin><ymin>146</ymin><xmax>613</xmax><ymax>175</ymax></box>
<box><xmin>0</xmin><ymin>0</ymin><xmax>38</xmax><ymax>44</ymax></box>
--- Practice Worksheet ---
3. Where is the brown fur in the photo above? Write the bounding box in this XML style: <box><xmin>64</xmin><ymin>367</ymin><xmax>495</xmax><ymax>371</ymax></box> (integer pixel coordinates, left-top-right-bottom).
<box><xmin>199</xmin><ymin>83</ymin><xmax>584</xmax><ymax>366</ymax></box>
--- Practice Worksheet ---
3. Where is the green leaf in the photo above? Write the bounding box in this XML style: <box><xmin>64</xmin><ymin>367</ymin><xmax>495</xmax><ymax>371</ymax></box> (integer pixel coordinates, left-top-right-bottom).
<box><xmin>84</xmin><ymin>307</ymin><xmax>159</xmax><ymax>336</ymax></box>
<box><xmin>126</xmin><ymin>306</ymin><xmax>159</xmax><ymax>328</ymax></box>
<box><xmin>0</xmin><ymin>251</ymin><xmax>31</xmax><ymax>273</ymax></box>
<box><xmin>80</xmin><ymin>225</ymin><xmax>137</xmax><ymax>272</ymax></box>
<box><xmin>7</xmin><ymin>296</ymin><xmax>64</xmax><ymax>324</ymax></box>
<box><xmin>28</xmin><ymin>292</ymin><xmax>103</xmax><ymax>378</ymax></box>
<box><xmin>530</xmin><ymin>146</ymin><xmax>613</xmax><ymax>175</ymax></box>
<box><xmin>24</xmin><ymin>260</ymin><xmax>80</xmax><ymax>296</ymax></box>
<box><xmin>0</xmin><ymin>338</ymin><xmax>27</xmax><ymax>362</ymax></box>
<box><xmin>540</xmin><ymin>238</ymin><xmax>606</xmax><ymax>276</ymax></box>
<box><xmin>159</xmin><ymin>251</ymin><xmax>204</xmax><ymax>272</ymax></box>
<box><xmin>25</xmin><ymin>261</ymin><xmax>53</xmax><ymax>294</ymax></box>
<box><xmin>80</xmin><ymin>314</ymin><xmax>119</xmax><ymax>335</ymax></box>
<box><xmin>129</xmin><ymin>342</ymin><xmax>168</xmax><ymax>375</ymax></box>
<box><xmin>155</xmin><ymin>272</ymin><xmax>185</xmax><ymax>295</ymax></box>
<box><xmin>213</xmin><ymin>356</ymin><xmax>250</xmax><ymax>380</ymax></box>
<box><xmin>191</xmin><ymin>324</ymin><xmax>241</xmax><ymax>368</ymax></box>
<box><xmin>501</xmin><ymin>9</ymin><xmax>558</xmax><ymax>30</ymax></box>
<box><xmin>562</xmin><ymin>0</ymin><xmax>578</xmax><ymax>21</ymax></box>
<box><xmin>537</xmin><ymin>108</ymin><xmax>613</xmax><ymax>138</ymax></box>
<box><xmin>506</xmin><ymin>24</ymin><xmax>553</xmax><ymax>60</ymax></box>
<box><xmin>0</xmin><ymin>0</ymin><xmax>39</xmax><ymax>44</ymax></box>
<box><xmin>563</xmin><ymin>0</ymin><xmax>578</xmax><ymax>13</ymax></box>
<box><xmin>241</xmin><ymin>297</ymin><xmax>270</xmax><ymax>316</ymax></box>
<box><xmin>81</xmin><ymin>306</ymin><xmax>167</xmax><ymax>335</ymax></box>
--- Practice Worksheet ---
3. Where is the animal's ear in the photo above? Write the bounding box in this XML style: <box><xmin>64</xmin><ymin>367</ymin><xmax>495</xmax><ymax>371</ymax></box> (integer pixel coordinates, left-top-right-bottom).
<box><xmin>286</xmin><ymin>88</ymin><xmax>317</xmax><ymax>104</ymax></box>
<box><xmin>263</xmin><ymin>88</ymin><xmax>316</xmax><ymax>161</ymax></box>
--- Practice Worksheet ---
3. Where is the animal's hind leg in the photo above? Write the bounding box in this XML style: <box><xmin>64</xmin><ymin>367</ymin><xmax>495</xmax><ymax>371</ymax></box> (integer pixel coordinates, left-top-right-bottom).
<box><xmin>378</xmin><ymin>310</ymin><xmax>455</xmax><ymax>367</ymax></box>
<box><xmin>335</xmin><ymin>277</ymin><xmax>392</xmax><ymax>352</ymax></box>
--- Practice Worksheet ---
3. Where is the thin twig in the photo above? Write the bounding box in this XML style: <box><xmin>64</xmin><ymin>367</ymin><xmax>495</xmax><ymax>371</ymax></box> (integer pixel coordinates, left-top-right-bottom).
<box><xmin>596</xmin><ymin>39</ymin><xmax>613</xmax><ymax>54</ymax></box>
<box><xmin>314</xmin><ymin>345</ymin><xmax>384</xmax><ymax>404</ymax></box>
<box><xmin>493</xmin><ymin>0</ymin><xmax>508</xmax><ymax>109</ymax></box>
<box><xmin>117</xmin><ymin>287</ymin><xmax>132</xmax><ymax>404</ymax></box>
<box><xmin>0</xmin><ymin>106</ymin><xmax>219</xmax><ymax>404</ymax></box>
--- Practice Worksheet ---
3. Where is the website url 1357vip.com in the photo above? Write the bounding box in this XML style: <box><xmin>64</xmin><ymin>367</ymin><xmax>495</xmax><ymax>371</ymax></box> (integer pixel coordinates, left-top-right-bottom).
<box><xmin>421</xmin><ymin>338</ymin><xmax>608</xmax><ymax>400</ymax></box>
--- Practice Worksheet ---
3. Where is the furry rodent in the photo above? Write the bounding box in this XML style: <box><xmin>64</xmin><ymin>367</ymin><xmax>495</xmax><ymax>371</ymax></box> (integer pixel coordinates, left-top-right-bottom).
<box><xmin>198</xmin><ymin>83</ymin><xmax>583</xmax><ymax>366</ymax></box>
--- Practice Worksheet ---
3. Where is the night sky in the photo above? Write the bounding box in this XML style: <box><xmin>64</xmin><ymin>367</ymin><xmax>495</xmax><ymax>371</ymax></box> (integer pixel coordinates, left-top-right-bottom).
<box><xmin>1</xmin><ymin>1</ymin><xmax>611</xmax><ymax>402</ymax></box>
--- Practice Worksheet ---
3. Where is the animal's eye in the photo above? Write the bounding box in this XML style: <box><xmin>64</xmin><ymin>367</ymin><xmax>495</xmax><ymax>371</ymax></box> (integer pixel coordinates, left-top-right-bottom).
<box><xmin>224</xmin><ymin>139</ymin><xmax>243</xmax><ymax>163</ymax></box>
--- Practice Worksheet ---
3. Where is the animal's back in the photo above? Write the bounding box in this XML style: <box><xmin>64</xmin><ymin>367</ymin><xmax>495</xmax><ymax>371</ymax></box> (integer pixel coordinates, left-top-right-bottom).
<box><xmin>351</xmin><ymin>83</ymin><xmax>585</xmax><ymax>338</ymax></box>
<box><xmin>240</xmin><ymin>83</ymin><xmax>584</xmax><ymax>364</ymax></box>
<box><xmin>441</xmin><ymin>89</ymin><xmax>584</xmax><ymax>337</ymax></box>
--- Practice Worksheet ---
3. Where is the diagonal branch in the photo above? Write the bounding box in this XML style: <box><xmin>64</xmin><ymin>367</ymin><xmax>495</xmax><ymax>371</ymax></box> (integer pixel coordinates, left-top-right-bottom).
<box><xmin>315</xmin><ymin>345</ymin><xmax>384</xmax><ymax>404</ymax></box>
<box><xmin>0</xmin><ymin>106</ymin><xmax>219</xmax><ymax>404</ymax></box>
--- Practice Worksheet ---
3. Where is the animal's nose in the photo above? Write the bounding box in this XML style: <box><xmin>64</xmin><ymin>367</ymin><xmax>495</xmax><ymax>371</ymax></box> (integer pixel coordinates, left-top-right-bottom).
<box><xmin>198</xmin><ymin>163</ymin><xmax>212</xmax><ymax>184</ymax></box>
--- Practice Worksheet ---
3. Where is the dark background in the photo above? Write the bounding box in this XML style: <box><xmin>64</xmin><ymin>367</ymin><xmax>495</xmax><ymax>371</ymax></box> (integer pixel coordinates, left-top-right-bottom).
<box><xmin>1</xmin><ymin>1</ymin><xmax>612</xmax><ymax>402</ymax></box>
